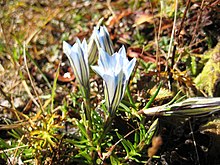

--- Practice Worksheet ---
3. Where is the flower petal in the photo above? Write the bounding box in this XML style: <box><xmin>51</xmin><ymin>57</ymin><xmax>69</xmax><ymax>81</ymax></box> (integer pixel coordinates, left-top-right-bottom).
<box><xmin>63</xmin><ymin>39</ymin><xmax>90</xmax><ymax>88</ymax></box>
<box><xmin>124</xmin><ymin>58</ymin><xmax>136</xmax><ymax>80</ymax></box>
<box><xmin>91</xmin><ymin>65</ymin><xmax>105</xmax><ymax>78</ymax></box>
<box><xmin>94</xmin><ymin>26</ymin><xmax>114</xmax><ymax>56</ymax></box>
<box><xmin>63</xmin><ymin>41</ymin><xmax>72</xmax><ymax>56</ymax></box>
<box><xmin>98</xmin><ymin>48</ymin><xmax>113</xmax><ymax>72</ymax></box>
<box><xmin>110</xmin><ymin>71</ymin><xmax>124</xmax><ymax>115</ymax></box>
<box><xmin>88</xmin><ymin>32</ymin><xmax>98</xmax><ymax>64</ymax></box>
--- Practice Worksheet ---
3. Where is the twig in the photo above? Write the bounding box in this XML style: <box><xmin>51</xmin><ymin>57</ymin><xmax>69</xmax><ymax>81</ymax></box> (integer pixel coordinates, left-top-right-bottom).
<box><xmin>2</xmin><ymin>149</ymin><xmax>11</xmax><ymax>165</ymax></box>
<box><xmin>145</xmin><ymin>157</ymin><xmax>152</xmax><ymax>165</ymax></box>
<box><xmin>12</xmin><ymin>135</ymin><xmax>25</xmax><ymax>165</ymax></box>
<box><xmin>102</xmin><ymin>128</ymin><xmax>138</xmax><ymax>161</ymax></box>
<box><xmin>149</xmin><ymin>0</ymin><xmax>161</xmax><ymax>80</ymax></box>
<box><xmin>167</xmin><ymin>0</ymin><xmax>178</xmax><ymax>90</ymax></box>
<box><xmin>22</xmin><ymin>80</ymin><xmax>40</xmax><ymax>108</ymax></box>
<box><xmin>167</xmin><ymin>0</ymin><xmax>178</xmax><ymax>65</ymax></box>
<box><xmin>176</xmin><ymin>0</ymin><xmax>191</xmax><ymax>37</ymax></box>
<box><xmin>168</xmin><ymin>0</ymin><xmax>191</xmax><ymax>90</ymax></box>
<box><xmin>0</xmin><ymin>145</ymin><xmax>28</xmax><ymax>154</ymax></box>
<box><xmin>188</xmin><ymin>119</ymin><xmax>200</xmax><ymax>165</ymax></box>
<box><xmin>107</xmin><ymin>0</ymin><xmax>115</xmax><ymax>17</ymax></box>
<box><xmin>23</xmin><ymin>43</ymin><xmax>43</xmax><ymax>112</ymax></box>
<box><xmin>171</xmin><ymin>0</ymin><xmax>191</xmax><ymax>68</ymax></box>
<box><xmin>189</xmin><ymin>0</ymin><xmax>205</xmax><ymax>46</ymax></box>
<box><xmin>50</xmin><ymin>62</ymin><xmax>60</xmax><ymax>114</ymax></box>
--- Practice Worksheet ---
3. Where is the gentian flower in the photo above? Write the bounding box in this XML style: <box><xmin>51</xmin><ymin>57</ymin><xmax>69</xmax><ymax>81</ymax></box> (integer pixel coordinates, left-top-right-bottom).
<box><xmin>94</xmin><ymin>26</ymin><xmax>114</xmax><ymax>56</ymax></box>
<box><xmin>63</xmin><ymin>39</ymin><xmax>90</xmax><ymax>90</ymax></box>
<box><xmin>91</xmin><ymin>46</ymin><xmax>136</xmax><ymax>115</ymax></box>
<box><xmin>87</xmin><ymin>26</ymin><xmax>114</xmax><ymax>65</ymax></box>
<box><xmin>87</xmin><ymin>32</ymin><xmax>98</xmax><ymax>65</ymax></box>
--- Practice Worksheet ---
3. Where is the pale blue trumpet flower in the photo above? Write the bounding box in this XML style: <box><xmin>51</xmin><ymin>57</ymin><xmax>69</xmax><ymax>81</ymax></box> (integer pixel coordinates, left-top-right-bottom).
<box><xmin>91</xmin><ymin>46</ymin><xmax>136</xmax><ymax>115</ymax></box>
<box><xmin>87</xmin><ymin>26</ymin><xmax>114</xmax><ymax>65</ymax></box>
<box><xmin>63</xmin><ymin>39</ymin><xmax>90</xmax><ymax>90</ymax></box>
<box><xmin>63</xmin><ymin>39</ymin><xmax>92</xmax><ymax>130</ymax></box>
<box><xmin>94</xmin><ymin>26</ymin><xmax>114</xmax><ymax>56</ymax></box>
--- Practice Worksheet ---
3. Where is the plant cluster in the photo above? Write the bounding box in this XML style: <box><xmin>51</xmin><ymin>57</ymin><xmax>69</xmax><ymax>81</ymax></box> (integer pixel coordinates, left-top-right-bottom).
<box><xmin>0</xmin><ymin>26</ymin><xmax>160</xmax><ymax>165</ymax></box>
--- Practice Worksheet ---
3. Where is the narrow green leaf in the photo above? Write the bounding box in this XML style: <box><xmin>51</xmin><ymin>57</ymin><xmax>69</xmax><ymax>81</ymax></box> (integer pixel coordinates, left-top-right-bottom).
<box><xmin>134</xmin><ymin>131</ymin><xmax>139</xmax><ymax>147</ymax></box>
<box><xmin>76</xmin><ymin>121</ymin><xmax>89</xmax><ymax>139</ymax></box>
<box><xmin>116</xmin><ymin>132</ymin><xmax>129</xmax><ymax>155</ymax></box>
<box><xmin>145</xmin><ymin>118</ymin><xmax>159</xmax><ymax>145</ymax></box>
<box><xmin>118</xmin><ymin>102</ymin><xmax>131</xmax><ymax>113</ymax></box>
<box><xmin>126</xmin><ymin>86</ymin><xmax>135</xmax><ymax>106</ymax></box>
<box><xmin>50</xmin><ymin>63</ymin><xmax>60</xmax><ymax>114</ymax></box>
<box><xmin>110</xmin><ymin>155</ymin><xmax>121</xmax><ymax>165</ymax></box>
<box><xmin>144</xmin><ymin>82</ymin><xmax>162</xmax><ymax>109</ymax></box>
<box><xmin>0</xmin><ymin>138</ymin><xmax>10</xmax><ymax>148</ymax></box>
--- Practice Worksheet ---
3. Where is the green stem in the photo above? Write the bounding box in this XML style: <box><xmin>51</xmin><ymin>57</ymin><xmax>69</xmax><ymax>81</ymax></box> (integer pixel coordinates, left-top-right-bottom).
<box><xmin>96</xmin><ymin>114</ymin><xmax>114</xmax><ymax>160</ymax></box>
<box><xmin>81</xmin><ymin>86</ymin><xmax>93</xmax><ymax>140</ymax></box>
<box><xmin>85</xmin><ymin>97</ymin><xmax>92</xmax><ymax>131</ymax></box>
<box><xmin>81</xmin><ymin>86</ymin><xmax>95</xmax><ymax>163</ymax></box>
<box><xmin>100</xmin><ymin>116</ymin><xmax>114</xmax><ymax>143</ymax></box>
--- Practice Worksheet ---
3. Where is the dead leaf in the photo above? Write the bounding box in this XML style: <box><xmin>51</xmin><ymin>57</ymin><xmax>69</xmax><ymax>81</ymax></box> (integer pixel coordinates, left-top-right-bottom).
<box><xmin>127</xmin><ymin>47</ymin><xmax>166</xmax><ymax>64</ymax></box>
<box><xmin>133</xmin><ymin>13</ymin><xmax>154</xmax><ymax>27</ymax></box>
<box><xmin>106</xmin><ymin>10</ymin><xmax>132</xmax><ymax>27</ymax></box>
